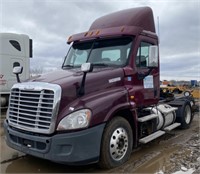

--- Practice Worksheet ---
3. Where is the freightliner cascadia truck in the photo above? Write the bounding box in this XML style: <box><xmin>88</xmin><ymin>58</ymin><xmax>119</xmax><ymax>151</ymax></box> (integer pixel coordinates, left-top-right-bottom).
<box><xmin>4</xmin><ymin>7</ymin><xmax>196</xmax><ymax>169</ymax></box>
<box><xmin>0</xmin><ymin>33</ymin><xmax>32</xmax><ymax>108</ymax></box>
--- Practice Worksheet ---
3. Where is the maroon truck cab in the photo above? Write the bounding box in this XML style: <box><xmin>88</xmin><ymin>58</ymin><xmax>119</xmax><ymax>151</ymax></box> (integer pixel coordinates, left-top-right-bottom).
<box><xmin>4</xmin><ymin>7</ymin><xmax>194</xmax><ymax>169</ymax></box>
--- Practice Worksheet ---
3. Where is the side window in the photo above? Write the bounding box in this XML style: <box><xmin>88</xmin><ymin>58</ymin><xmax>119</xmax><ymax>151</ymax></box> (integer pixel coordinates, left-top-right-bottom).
<box><xmin>9</xmin><ymin>40</ymin><xmax>21</xmax><ymax>51</ymax></box>
<box><xmin>136</xmin><ymin>42</ymin><xmax>152</xmax><ymax>67</ymax></box>
<box><xmin>102</xmin><ymin>50</ymin><xmax>120</xmax><ymax>61</ymax></box>
<box><xmin>127</xmin><ymin>48</ymin><xmax>130</xmax><ymax>57</ymax></box>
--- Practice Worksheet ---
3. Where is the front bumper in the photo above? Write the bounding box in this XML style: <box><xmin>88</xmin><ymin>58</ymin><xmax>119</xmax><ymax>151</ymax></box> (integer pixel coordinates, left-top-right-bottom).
<box><xmin>4</xmin><ymin>120</ymin><xmax>105</xmax><ymax>165</ymax></box>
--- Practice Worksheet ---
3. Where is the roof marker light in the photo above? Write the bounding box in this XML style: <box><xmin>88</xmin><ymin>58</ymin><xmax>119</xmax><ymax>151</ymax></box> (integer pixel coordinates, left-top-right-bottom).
<box><xmin>89</xmin><ymin>32</ymin><xmax>93</xmax><ymax>36</ymax></box>
<box><xmin>95</xmin><ymin>30</ymin><xmax>100</xmax><ymax>35</ymax></box>
<box><xmin>121</xmin><ymin>27</ymin><xmax>125</xmax><ymax>32</ymax></box>
<box><xmin>68</xmin><ymin>36</ymin><xmax>72</xmax><ymax>42</ymax></box>
<box><xmin>84</xmin><ymin>32</ymin><xmax>88</xmax><ymax>37</ymax></box>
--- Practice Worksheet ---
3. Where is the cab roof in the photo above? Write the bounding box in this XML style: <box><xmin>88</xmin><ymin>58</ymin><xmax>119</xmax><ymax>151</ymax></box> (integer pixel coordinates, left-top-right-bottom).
<box><xmin>67</xmin><ymin>7</ymin><xmax>156</xmax><ymax>44</ymax></box>
<box><xmin>90</xmin><ymin>7</ymin><xmax>155</xmax><ymax>33</ymax></box>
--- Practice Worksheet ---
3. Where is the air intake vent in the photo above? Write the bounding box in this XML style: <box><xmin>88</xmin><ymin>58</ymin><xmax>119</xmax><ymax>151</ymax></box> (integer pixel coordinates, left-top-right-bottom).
<box><xmin>8</xmin><ymin>82</ymin><xmax>61</xmax><ymax>134</ymax></box>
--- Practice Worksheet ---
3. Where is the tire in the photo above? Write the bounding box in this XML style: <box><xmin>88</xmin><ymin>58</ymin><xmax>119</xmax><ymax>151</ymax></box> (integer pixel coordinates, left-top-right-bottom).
<box><xmin>173</xmin><ymin>88</ymin><xmax>179</xmax><ymax>94</ymax></box>
<box><xmin>176</xmin><ymin>101</ymin><xmax>193</xmax><ymax>129</ymax></box>
<box><xmin>184</xmin><ymin>91</ymin><xmax>191</xmax><ymax>97</ymax></box>
<box><xmin>98</xmin><ymin>117</ymin><xmax>133</xmax><ymax>169</ymax></box>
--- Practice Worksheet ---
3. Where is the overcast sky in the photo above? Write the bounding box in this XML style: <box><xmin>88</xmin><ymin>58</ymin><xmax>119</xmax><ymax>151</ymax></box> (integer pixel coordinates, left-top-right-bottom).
<box><xmin>1</xmin><ymin>0</ymin><xmax>200</xmax><ymax>81</ymax></box>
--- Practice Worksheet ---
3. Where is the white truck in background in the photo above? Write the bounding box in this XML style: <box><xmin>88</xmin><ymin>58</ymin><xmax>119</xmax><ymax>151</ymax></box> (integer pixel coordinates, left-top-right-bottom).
<box><xmin>0</xmin><ymin>33</ymin><xmax>32</xmax><ymax>108</ymax></box>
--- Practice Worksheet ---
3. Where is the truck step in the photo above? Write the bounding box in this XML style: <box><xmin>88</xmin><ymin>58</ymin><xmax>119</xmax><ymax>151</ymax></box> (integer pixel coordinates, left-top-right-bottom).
<box><xmin>163</xmin><ymin>123</ymin><xmax>181</xmax><ymax>131</ymax></box>
<box><xmin>139</xmin><ymin>130</ymin><xmax>165</xmax><ymax>144</ymax></box>
<box><xmin>138</xmin><ymin>114</ymin><xmax>158</xmax><ymax>122</ymax></box>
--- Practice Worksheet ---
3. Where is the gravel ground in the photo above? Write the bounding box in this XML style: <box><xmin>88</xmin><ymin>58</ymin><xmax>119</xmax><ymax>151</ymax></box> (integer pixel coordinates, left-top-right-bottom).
<box><xmin>165</xmin><ymin>127</ymin><xmax>200</xmax><ymax>174</ymax></box>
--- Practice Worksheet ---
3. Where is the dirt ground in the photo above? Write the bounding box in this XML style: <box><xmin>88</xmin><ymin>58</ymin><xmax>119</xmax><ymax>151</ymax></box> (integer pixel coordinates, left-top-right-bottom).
<box><xmin>0</xmin><ymin>107</ymin><xmax>199</xmax><ymax>174</ymax></box>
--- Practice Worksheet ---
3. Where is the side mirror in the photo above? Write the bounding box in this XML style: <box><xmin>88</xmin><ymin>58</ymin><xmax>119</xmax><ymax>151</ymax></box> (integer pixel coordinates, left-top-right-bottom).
<box><xmin>13</xmin><ymin>66</ymin><xmax>23</xmax><ymax>83</ymax></box>
<box><xmin>81</xmin><ymin>63</ymin><xmax>93</xmax><ymax>73</ymax></box>
<box><xmin>148</xmin><ymin>46</ymin><xmax>158</xmax><ymax>67</ymax></box>
<box><xmin>13</xmin><ymin>66</ymin><xmax>23</xmax><ymax>74</ymax></box>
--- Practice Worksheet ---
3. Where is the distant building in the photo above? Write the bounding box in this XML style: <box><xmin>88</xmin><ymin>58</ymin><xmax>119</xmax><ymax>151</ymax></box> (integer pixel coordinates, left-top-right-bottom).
<box><xmin>191</xmin><ymin>80</ymin><xmax>198</xmax><ymax>87</ymax></box>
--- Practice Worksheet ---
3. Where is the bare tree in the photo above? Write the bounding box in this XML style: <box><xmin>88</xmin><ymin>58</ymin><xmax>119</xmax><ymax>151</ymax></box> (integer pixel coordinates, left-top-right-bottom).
<box><xmin>30</xmin><ymin>67</ymin><xmax>43</xmax><ymax>77</ymax></box>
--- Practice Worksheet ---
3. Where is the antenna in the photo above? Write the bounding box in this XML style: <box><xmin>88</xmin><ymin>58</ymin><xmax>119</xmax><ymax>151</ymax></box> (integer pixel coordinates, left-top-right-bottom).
<box><xmin>157</xmin><ymin>16</ymin><xmax>160</xmax><ymax>44</ymax></box>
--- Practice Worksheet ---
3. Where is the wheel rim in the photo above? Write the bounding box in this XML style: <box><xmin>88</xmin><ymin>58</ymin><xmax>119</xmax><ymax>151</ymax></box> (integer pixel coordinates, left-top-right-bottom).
<box><xmin>185</xmin><ymin>105</ymin><xmax>191</xmax><ymax>124</ymax></box>
<box><xmin>190</xmin><ymin>101</ymin><xmax>194</xmax><ymax>107</ymax></box>
<box><xmin>184</xmin><ymin>91</ymin><xmax>190</xmax><ymax>97</ymax></box>
<box><xmin>110</xmin><ymin>127</ymin><xmax>128</xmax><ymax>161</ymax></box>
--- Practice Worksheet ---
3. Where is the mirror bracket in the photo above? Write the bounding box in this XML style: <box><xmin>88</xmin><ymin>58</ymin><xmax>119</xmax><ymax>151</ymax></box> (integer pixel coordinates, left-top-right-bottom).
<box><xmin>137</xmin><ymin>67</ymin><xmax>154</xmax><ymax>80</ymax></box>
<box><xmin>78</xmin><ymin>63</ymin><xmax>93</xmax><ymax>97</ymax></box>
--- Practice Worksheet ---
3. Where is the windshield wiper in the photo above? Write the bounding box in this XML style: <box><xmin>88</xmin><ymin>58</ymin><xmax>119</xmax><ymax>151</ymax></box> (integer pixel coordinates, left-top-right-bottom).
<box><xmin>62</xmin><ymin>64</ymin><xmax>74</xmax><ymax>68</ymax></box>
<box><xmin>93</xmin><ymin>63</ymin><xmax>108</xmax><ymax>67</ymax></box>
<box><xmin>93</xmin><ymin>63</ymin><xmax>120</xmax><ymax>67</ymax></box>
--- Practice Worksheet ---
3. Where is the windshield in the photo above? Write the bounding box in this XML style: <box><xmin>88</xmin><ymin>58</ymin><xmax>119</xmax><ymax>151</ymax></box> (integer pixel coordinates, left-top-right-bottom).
<box><xmin>62</xmin><ymin>37</ymin><xmax>133</xmax><ymax>68</ymax></box>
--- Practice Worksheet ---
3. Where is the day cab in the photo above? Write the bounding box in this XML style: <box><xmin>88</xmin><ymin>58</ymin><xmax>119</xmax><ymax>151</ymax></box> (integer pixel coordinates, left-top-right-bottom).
<box><xmin>4</xmin><ymin>7</ymin><xmax>195</xmax><ymax>169</ymax></box>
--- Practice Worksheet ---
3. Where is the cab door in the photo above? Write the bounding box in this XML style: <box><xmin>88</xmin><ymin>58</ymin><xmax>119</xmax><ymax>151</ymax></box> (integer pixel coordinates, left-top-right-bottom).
<box><xmin>128</xmin><ymin>35</ymin><xmax>159</xmax><ymax>107</ymax></box>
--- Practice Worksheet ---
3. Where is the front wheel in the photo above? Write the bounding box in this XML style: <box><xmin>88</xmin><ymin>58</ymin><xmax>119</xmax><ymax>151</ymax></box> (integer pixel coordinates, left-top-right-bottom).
<box><xmin>98</xmin><ymin>117</ymin><xmax>133</xmax><ymax>169</ymax></box>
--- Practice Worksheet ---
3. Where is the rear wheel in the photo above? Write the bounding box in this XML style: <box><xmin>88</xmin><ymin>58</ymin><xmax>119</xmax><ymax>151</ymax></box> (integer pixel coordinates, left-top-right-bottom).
<box><xmin>176</xmin><ymin>101</ymin><xmax>193</xmax><ymax>129</ymax></box>
<box><xmin>184</xmin><ymin>105</ymin><xmax>192</xmax><ymax>124</ymax></box>
<box><xmin>99</xmin><ymin>117</ymin><xmax>133</xmax><ymax>169</ymax></box>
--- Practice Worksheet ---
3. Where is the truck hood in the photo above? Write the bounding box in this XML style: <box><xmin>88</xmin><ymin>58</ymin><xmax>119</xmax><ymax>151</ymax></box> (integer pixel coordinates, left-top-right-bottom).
<box><xmin>31</xmin><ymin>69</ymin><xmax>78</xmax><ymax>84</ymax></box>
<box><xmin>30</xmin><ymin>67</ymin><xmax>125</xmax><ymax>114</ymax></box>
<box><xmin>31</xmin><ymin>67</ymin><xmax>123</xmax><ymax>86</ymax></box>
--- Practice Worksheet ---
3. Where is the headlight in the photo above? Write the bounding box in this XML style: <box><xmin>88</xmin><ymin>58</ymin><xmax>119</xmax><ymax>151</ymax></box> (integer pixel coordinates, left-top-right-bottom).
<box><xmin>57</xmin><ymin>109</ymin><xmax>91</xmax><ymax>131</ymax></box>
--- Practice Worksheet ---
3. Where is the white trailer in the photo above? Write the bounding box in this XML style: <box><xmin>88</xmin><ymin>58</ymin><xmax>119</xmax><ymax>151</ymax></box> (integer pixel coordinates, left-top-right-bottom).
<box><xmin>0</xmin><ymin>33</ymin><xmax>32</xmax><ymax>108</ymax></box>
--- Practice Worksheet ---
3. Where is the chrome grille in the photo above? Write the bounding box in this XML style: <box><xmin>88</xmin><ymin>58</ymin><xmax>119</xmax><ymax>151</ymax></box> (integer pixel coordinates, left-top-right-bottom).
<box><xmin>8</xmin><ymin>82</ymin><xmax>61</xmax><ymax>134</ymax></box>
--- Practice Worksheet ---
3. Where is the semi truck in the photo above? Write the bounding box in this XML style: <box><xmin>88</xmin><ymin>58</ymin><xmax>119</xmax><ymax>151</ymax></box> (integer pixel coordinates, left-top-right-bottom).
<box><xmin>0</xmin><ymin>33</ymin><xmax>32</xmax><ymax>108</ymax></box>
<box><xmin>4</xmin><ymin>7</ymin><xmax>196</xmax><ymax>169</ymax></box>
